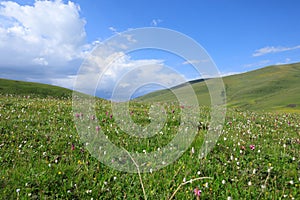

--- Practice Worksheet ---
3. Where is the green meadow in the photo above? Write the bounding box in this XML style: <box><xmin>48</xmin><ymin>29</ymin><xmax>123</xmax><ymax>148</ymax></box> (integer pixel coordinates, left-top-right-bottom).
<box><xmin>0</xmin><ymin>63</ymin><xmax>299</xmax><ymax>199</ymax></box>
<box><xmin>138</xmin><ymin>63</ymin><xmax>300</xmax><ymax>113</ymax></box>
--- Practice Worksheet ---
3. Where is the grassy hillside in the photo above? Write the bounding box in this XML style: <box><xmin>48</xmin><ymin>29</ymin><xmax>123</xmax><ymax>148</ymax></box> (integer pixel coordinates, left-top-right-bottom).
<box><xmin>137</xmin><ymin>62</ymin><xmax>300</xmax><ymax>112</ymax></box>
<box><xmin>0</xmin><ymin>78</ymin><xmax>72</xmax><ymax>98</ymax></box>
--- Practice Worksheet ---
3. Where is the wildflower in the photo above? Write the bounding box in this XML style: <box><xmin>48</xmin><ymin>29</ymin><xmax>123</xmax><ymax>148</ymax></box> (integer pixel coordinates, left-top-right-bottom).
<box><xmin>227</xmin><ymin>197</ymin><xmax>232</xmax><ymax>200</ymax></box>
<box><xmin>267</xmin><ymin>167</ymin><xmax>273</xmax><ymax>173</ymax></box>
<box><xmin>86</xmin><ymin>189</ymin><xmax>92</xmax><ymax>193</ymax></box>
<box><xmin>96</xmin><ymin>126</ymin><xmax>100</xmax><ymax>132</ymax></box>
<box><xmin>248</xmin><ymin>181</ymin><xmax>252</xmax><ymax>186</ymax></box>
<box><xmin>71</xmin><ymin>144</ymin><xmax>75</xmax><ymax>151</ymax></box>
<box><xmin>58</xmin><ymin>171</ymin><xmax>62</xmax><ymax>175</ymax></box>
<box><xmin>222</xmin><ymin>180</ymin><xmax>226</xmax><ymax>184</ymax></box>
<box><xmin>249</xmin><ymin>144</ymin><xmax>255</xmax><ymax>150</ymax></box>
<box><xmin>191</xmin><ymin>147</ymin><xmax>195</xmax><ymax>154</ymax></box>
<box><xmin>194</xmin><ymin>187</ymin><xmax>201</xmax><ymax>197</ymax></box>
<box><xmin>16</xmin><ymin>188</ymin><xmax>20</xmax><ymax>193</ymax></box>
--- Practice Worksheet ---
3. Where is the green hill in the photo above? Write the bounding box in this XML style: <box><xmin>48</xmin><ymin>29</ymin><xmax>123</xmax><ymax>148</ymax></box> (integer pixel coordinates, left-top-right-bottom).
<box><xmin>137</xmin><ymin>62</ymin><xmax>300</xmax><ymax>112</ymax></box>
<box><xmin>0</xmin><ymin>78</ymin><xmax>73</xmax><ymax>98</ymax></box>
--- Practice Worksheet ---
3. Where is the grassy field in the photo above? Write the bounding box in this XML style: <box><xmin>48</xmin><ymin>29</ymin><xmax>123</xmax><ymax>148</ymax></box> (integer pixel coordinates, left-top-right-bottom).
<box><xmin>1</xmin><ymin>94</ymin><xmax>299</xmax><ymax>199</ymax></box>
<box><xmin>0</xmin><ymin>78</ymin><xmax>72</xmax><ymax>98</ymax></box>
<box><xmin>137</xmin><ymin>62</ymin><xmax>300</xmax><ymax>112</ymax></box>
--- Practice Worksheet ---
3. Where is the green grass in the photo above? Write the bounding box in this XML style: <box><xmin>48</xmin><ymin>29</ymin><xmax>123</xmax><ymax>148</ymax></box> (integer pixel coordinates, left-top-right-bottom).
<box><xmin>137</xmin><ymin>62</ymin><xmax>300</xmax><ymax>112</ymax></box>
<box><xmin>1</xmin><ymin>95</ymin><xmax>299</xmax><ymax>199</ymax></box>
<box><xmin>0</xmin><ymin>78</ymin><xmax>72</xmax><ymax>98</ymax></box>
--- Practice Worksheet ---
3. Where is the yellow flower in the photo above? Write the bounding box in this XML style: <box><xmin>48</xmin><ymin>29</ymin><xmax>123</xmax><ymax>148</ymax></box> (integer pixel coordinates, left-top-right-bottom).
<box><xmin>58</xmin><ymin>171</ymin><xmax>62</xmax><ymax>175</ymax></box>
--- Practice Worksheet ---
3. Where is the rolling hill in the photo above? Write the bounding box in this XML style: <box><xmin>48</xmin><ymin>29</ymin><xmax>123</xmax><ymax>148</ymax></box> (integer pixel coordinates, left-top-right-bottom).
<box><xmin>137</xmin><ymin>62</ymin><xmax>300</xmax><ymax>112</ymax></box>
<box><xmin>0</xmin><ymin>78</ymin><xmax>73</xmax><ymax>98</ymax></box>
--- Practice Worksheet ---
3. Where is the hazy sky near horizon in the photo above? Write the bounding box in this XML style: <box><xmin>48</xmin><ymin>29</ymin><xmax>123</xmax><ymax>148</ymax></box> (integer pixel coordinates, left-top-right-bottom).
<box><xmin>1</xmin><ymin>0</ymin><xmax>300</xmax><ymax>98</ymax></box>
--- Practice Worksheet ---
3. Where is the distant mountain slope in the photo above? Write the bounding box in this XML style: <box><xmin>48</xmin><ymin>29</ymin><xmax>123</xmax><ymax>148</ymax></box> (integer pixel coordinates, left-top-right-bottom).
<box><xmin>0</xmin><ymin>78</ymin><xmax>72</xmax><ymax>98</ymax></box>
<box><xmin>137</xmin><ymin>62</ymin><xmax>300</xmax><ymax>112</ymax></box>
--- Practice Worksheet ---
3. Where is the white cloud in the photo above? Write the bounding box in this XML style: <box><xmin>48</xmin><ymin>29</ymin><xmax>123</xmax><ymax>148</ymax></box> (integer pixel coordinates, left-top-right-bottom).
<box><xmin>151</xmin><ymin>19</ymin><xmax>162</xmax><ymax>26</ymax></box>
<box><xmin>182</xmin><ymin>59</ymin><xmax>209</xmax><ymax>65</ymax></box>
<box><xmin>243</xmin><ymin>60</ymin><xmax>271</xmax><ymax>69</ymax></box>
<box><xmin>0</xmin><ymin>0</ymin><xmax>88</xmax><ymax>68</ymax></box>
<box><xmin>74</xmin><ymin>48</ymin><xmax>186</xmax><ymax>99</ymax></box>
<box><xmin>253</xmin><ymin>45</ymin><xmax>300</xmax><ymax>57</ymax></box>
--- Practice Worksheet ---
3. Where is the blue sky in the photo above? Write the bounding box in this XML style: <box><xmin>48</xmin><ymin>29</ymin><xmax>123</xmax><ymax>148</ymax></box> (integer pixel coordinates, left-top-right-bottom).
<box><xmin>1</xmin><ymin>0</ymin><xmax>300</xmax><ymax>99</ymax></box>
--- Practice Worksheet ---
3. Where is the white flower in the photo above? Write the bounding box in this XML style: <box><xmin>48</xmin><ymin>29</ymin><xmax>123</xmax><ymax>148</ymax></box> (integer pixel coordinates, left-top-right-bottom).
<box><xmin>267</xmin><ymin>167</ymin><xmax>273</xmax><ymax>173</ymax></box>
<box><xmin>183</xmin><ymin>177</ymin><xmax>186</xmax><ymax>182</ymax></box>
<box><xmin>191</xmin><ymin>147</ymin><xmax>195</xmax><ymax>154</ymax></box>
<box><xmin>248</xmin><ymin>181</ymin><xmax>252</xmax><ymax>186</ymax></box>
<box><xmin>227</xmin><ymin>197</ymin><xmax>232</xmax><ymax>200</ymax></box>
<box><xmin>222</xmin><ymin>180</ymin><xmax>226</xmax><ymax>184</ymax></box>
<box><xmin>113</xmin><ymin>176</ymin><xmax>117</xmax><ymax>181</ymax></box>
<box><xmin>204</xmin><ymin>182</ymin><xmax>208</xmax><ymax>188</ymax></box>
<box><xmin>197</xmin><ymin>171</ymin><xmax>201</xmax><ymax>175</ymax></box>
<box><xmin>289</xmin><ymin>180</ymin><xmax>294</xmax><ymax>185</ymax></box>
<box><xmin>16</xmin><ymin>188</ymin><xmax>20</xmax><ymax>193</ymax></box>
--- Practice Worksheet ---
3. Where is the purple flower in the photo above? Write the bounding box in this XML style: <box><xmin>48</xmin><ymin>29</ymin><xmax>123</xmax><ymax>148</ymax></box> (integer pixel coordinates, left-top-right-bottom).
<box><xmin>96</xmin><ymin>126</ymin><xmax>100</xmax><ymax>132</ymax></box>
<box><xmin>250</xmin><ymin>144</ymin><xmax>255</xmax><ymax>150</ymax></box>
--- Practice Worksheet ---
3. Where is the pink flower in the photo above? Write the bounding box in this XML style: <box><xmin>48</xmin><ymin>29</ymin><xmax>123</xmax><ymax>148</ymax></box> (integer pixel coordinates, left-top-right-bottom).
<box><xmin>241</xmin><ymin>145</ymin><xmax>245</xmax><ymax>150</ymax></box>
<box><xmin>194</xmin><ymin>187</ymin><xmax>201</xmax><ymax>196</ymax></box>
<box><xmin>90</xmin><ymin>115</ymin><xmax>95</xmax><ymax>120</ymax></box>
<box><xmin>250</xmin><ymin>144</ymin><xmax>255</xmax><ymax>150</ymax></box>
<box><xmin>96</xmin><ymin>126</ymin><xmax>100</xmax><ymax>132</ymax></box>
<box><xmin>71</xmin><ymin>144</ymin><xmax>75</xmax><ymax>151</ymax></box>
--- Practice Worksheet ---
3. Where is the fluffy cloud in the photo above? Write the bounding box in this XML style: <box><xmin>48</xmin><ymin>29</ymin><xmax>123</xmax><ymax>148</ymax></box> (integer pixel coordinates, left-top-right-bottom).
<box><xmin>253</xmin><ymin>45</ymin><xmax>300</xmax><ymax>57</ymax></box>
<box><xmin>75</xmin><ymin>51</ymin><xmax>186</xmax><ymax>100</ymax></box>
<box><xmin>0</xmin><ymin>0</ymin><xmax>88</xmax><ymax>71</ymax></box>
